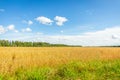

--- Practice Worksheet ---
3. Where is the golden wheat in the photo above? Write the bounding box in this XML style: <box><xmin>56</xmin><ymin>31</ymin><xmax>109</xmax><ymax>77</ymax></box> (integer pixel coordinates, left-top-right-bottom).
<box><xmin>0</xmin><ymin>47</ymin><xmax>120</xmax><ymax>73</ymax></box>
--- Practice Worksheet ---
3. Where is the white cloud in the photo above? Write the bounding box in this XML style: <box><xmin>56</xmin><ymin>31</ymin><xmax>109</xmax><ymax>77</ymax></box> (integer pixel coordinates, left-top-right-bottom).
<box><xmin>3</xmin><ymin>26</ymin><xmax>120</xmax><ymax>46</ymax></box>
<box><xmin>77</xmin><ymin>26</ymin><xmax>120</xmax><ymax>46</ymax></box>
<box><xmin>7</xmin><ymin>24</ymin><xmax>18</xmax><ymax>33</ymax></box>
<box><xmin>28</xmin><ymin>20</ymin><xmax>33</xmax><ymax>25</ymax></box>
<box><xmin>0</xmin><ymin>24</ymin><xmax>19</xmax><ymax>34</ymax></box>
<box><xmin>7</xmin><ymin>24</ymin><xmax>15</xmax><ymax>30</ymax></box>
<box><xmin>25</xmin><ymin>26</ymin><xmax>120</xmax><ymax>46</ymax></box>
<box><xmin>111</xmin><ymin>35</ymin><xmax>119</xmax><ymax>39</ymax></box>
<box><xmin>26</xmin><ymin>28</ymin><xmax>32</xmax><ymax>32</ymax></box>
<box><xmin>54</xmin><ymin>16</ymin><xmax>68</xmax><ymax>26</ymax></box>
<box><xmin>0</xmin><ymin>25</ymin><xmax>6</xmax><ymax>34</ymax></box>
<box><xmin>35</xmin><ymin>16</ymin><xmax>53</xmax><ymax>25</ymax></box>
<box><xmin>0</xmin><ymin>9</ymin><xmax>5</xmax><ymax>12</ymax></box>
<box><xmin>22</xmin><ymin>20</ymin><xmax>33</xmax><ymax>25</ymax></box>
<box><xmin>22</xmin><ymin>27</ymin><xmax>32</xmax><ymax>32</ymax></box>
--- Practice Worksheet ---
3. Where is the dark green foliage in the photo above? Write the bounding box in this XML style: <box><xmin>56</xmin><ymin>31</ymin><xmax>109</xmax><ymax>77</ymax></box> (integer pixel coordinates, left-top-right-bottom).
<box><xmin>0</xmin><ymin>40</ymin><xmax>73</xmax><ymax>47</ymax></box>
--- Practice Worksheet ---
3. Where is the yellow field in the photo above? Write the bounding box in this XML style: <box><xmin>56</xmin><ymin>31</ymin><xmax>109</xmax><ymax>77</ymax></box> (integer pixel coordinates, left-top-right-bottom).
<box><xmin>0</xmin><ymin>47</ymin><xmax>120</xmax><ymax>74</ymax></box>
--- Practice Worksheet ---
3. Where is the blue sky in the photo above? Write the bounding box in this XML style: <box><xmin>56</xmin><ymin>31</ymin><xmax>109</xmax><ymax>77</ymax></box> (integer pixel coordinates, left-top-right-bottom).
<box><xmin>0</xmin><ymin>0</ymin><xmax>120</xmax><ymax>46</ymax></box>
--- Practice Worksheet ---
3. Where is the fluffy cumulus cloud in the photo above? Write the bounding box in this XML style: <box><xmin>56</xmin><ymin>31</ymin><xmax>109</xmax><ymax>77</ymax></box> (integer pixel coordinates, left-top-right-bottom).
<box><xmin>54</xmin><ymin>16</ymin><xmax>68</xmax><ymax>26</ymax></box>
<box><xmin>0</xmin><ymin>25</ymin><xmax>6</xmax><ymax>34</ymax></box>
<box><xmin>7</xmin><ymin>24</ymin><xmax>18</xmax><ymax>33</ymax></box>
<box><xmin>22</xmin><ymin>20</ymin><xmax>33</xmax><ymax>25</ymax></box>
<box><xmin>0</xmin><ymin>24</ymin><xmax>19</xmax><ymax>35</ymax></box>
<box><xmin>35</xmin><ymin>16</ymin><xmax>53</xmax><ymax>25</ymax></box>
<box><xmin>22</xmin><ymin>27</ymin><xmax>32</xmax><ymax>32</ymax></box>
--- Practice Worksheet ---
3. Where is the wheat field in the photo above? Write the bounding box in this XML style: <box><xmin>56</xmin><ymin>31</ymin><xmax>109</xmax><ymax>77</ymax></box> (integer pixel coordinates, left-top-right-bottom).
<box><xmin>0</xmin><ymin>47</ymin><xmax>120</xmax><ymax>74</ymax></box>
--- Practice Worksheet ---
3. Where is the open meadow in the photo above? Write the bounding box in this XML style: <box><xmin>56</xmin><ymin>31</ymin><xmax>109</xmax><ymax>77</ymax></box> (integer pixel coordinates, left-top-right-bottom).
<box><xmin>1</xmin><ymin>0</ymin><xmax>120</xmax><ymax>80</ymax></box>
<box><xmin>0</xmin><ymin>47</ymin><xmax>120</xmax><ymax>80</ymax></box>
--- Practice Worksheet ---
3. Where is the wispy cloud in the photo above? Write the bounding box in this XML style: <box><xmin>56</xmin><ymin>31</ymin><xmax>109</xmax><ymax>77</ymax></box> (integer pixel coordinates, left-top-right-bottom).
<box><xmin>22</xmin><ymin>20</ymin><xmax>33</xmax><ymax>26</ymax></box>
<box><xmin>22</xmin><ymin>27</ymin><xmax>32</xmax><ymax>32</ymax></box>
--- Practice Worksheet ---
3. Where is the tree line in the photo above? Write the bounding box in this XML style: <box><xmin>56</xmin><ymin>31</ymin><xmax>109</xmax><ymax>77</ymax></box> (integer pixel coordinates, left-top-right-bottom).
<box><xmin>0</xmin><ymin>40</ymin><xmax>69</xmax><ymax>47</ymax></box>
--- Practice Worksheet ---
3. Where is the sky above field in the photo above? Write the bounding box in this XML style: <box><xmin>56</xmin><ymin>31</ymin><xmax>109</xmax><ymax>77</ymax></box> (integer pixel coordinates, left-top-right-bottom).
<box><xmin>0</xmin><ymin>0</ymin><xmax>120</xmax><ymax>46</ymax></box>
